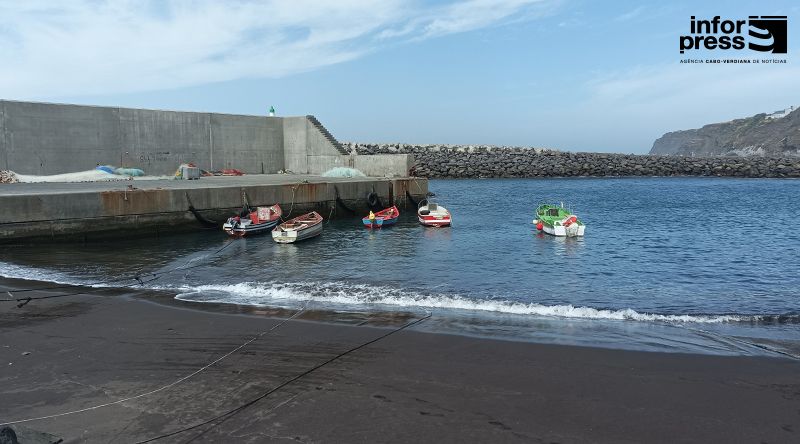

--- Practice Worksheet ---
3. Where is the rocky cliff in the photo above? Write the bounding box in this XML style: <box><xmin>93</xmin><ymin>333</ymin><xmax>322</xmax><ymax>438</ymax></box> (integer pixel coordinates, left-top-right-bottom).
<box><xmin>650</xmin><ymin>108</ymin><xmax>800</xmax><ymax>157</ymax></box>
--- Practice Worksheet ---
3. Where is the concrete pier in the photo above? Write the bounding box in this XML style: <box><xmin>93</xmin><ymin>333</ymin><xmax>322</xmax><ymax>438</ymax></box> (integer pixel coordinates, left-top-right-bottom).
<box><xmin>0</xmin><ymin>100</ymin><xmax>422</xmax><ymax>242</ymax></box>
<box><xmin>0</xmin><ymin>175</ymin><xmax>428</xmax><ymax>243</ymax></box>
<box><xmin>0</xmin><ymin>100</ymin><xmax>413</xmax><ymax>178</ymax></box>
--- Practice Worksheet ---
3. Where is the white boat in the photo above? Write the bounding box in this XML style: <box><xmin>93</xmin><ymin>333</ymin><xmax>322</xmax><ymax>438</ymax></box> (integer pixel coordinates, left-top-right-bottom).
<box><xmin>272</xmin><ymin>211</ymin><xmax>324</xmax><ymax>243</ymax></box>
<box><xmin>417</xmin><ymin>199</ymin><xmax>451</xmax><ymax>227</ymax></box>
<box><xmin>533</xmin><ymin>203</ymin><xmax>586</xmax><ymax>237</ymax></box>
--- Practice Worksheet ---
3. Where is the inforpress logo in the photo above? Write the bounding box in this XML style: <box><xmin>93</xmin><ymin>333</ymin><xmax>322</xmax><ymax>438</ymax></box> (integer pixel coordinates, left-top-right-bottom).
<box><xmin>748</xmin><ymin>16</ymin><xmax>788</xmax><ymax>53</ymax></box>
<box><xmin>679</xmin><ymin>15</ymin><xmax>788</xmax><ymax>54</ymax></box>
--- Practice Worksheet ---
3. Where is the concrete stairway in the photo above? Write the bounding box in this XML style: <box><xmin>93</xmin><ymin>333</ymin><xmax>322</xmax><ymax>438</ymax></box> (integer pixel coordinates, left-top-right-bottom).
<box><xmin>307</xmin><ymin>115</ymin><xmax>349</xmax><ymax>155</ymax></box>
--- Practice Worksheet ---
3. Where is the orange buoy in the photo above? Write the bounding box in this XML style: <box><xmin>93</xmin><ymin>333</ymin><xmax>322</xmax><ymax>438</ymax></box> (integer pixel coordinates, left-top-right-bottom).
<box><xmin>536</xmin><ymin>222</ymin><xmax>543</xmax><ymax>230</ymax></box>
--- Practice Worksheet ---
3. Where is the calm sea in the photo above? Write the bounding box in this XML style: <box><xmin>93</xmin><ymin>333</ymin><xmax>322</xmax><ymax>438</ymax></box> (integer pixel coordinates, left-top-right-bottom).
<box><xmin>2</xmin><ymin>178</ymin><xmax>799</xmax><ymax>357</ymax></box>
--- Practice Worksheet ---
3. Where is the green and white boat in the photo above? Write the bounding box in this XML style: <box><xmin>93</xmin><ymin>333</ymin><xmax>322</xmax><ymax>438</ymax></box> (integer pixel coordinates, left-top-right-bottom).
<box><xmin>533</xmin><ymin>203</ymin><xmax>586</xmax><ymax>237</ymax></box>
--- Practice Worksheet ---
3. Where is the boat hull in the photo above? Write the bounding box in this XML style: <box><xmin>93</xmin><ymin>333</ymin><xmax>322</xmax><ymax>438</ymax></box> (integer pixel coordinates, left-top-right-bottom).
<box><xmin>271</xmin><ymin>221</ymin><xmax>323</xmax><ymax>243</ymax></box>
<box><xmin>417</xmin><ymin>202</ymin><xmax>451</xmax><ymax>227</ymax></box>
<box><xmin>540</xmin><ymin>223</ymin><xmax>585</xmax><ymax>237</ymax></box>
<box><xmin>418</xmin><ymin>215</ymin><xmax>451</xmax><ymax>227</ymax></box>
<box><xmin>363</xmin><ymin>206</ymin><xmax>399</xmax><ymax>229</ymax></box>
<box><xmin>223</xmin><ymin>218</ymin><xmax>280</xmax><ymax>237</ymax></box>
<box><xmin>362</xmin><ymin>216</ymin><xmax>398</xmax><ymax>228</ymax></box>
<box><xmin>223</xmin><ymin>204</ymin><xmax>282</xmax><ymax>237</ymax></box>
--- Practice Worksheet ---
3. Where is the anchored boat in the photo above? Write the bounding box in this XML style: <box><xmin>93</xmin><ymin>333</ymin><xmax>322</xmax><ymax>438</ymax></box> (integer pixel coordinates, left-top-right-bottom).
<box><xmin>223</xmin><ymin>204</ymin><xmax>282</xmax><ymax>237</ymax></box>
<box><xmin>418</xmin><ymin>199</ymin><xmax>451</xmax><ymax>227</ymax></box>
<box><xmin>534</xmin><ymin>203</ymin><xmax>585</xmax><ymax>237</ymax></box>
<box><xmin>272</xmin><ymin>211</ymin><xmax>324</xmax><ymax>243</ymax></box>
<box><xmin>363</xmin><ymin>206</ymin><xmax>400</xmax><ymax>228</ymax></box>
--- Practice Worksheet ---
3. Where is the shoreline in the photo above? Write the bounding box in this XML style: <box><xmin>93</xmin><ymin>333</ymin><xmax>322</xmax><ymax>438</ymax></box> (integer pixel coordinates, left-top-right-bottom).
<box><xmin>1</xmin><ymin>277</ymin><xmax>799</xmax><ymax>443</ymax></box>
<box><xmin>5</xmin><ymin>271</ymin><xmax>800</xmax><ymax>358</ymax></box>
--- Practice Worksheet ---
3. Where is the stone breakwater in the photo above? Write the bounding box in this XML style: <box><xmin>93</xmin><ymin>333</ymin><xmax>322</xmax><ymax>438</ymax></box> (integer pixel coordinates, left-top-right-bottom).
<box><xmin>343</xmin><ymin>143</ymin><xmax>800</xmax><ymax>178</ymax></box>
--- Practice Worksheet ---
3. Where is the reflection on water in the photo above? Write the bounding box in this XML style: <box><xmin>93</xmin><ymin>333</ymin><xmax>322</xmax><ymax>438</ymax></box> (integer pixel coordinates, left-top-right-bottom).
<box><xmin>272</xmin><ymin>241</ymin><xmax>302</xmax><ymax>263</ymax></box>
<box><xmin>422</xmin><ymin>226</ymin><xmax>452</xmax><ymax>240</ymax></box>
<box><xmin>532</xmin><ymin>232</ymin><xmax>585</xmax><ymax>257</ymax></box>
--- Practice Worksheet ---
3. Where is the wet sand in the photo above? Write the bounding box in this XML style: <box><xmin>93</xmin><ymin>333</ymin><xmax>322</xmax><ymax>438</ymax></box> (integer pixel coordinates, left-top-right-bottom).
<box><xmin>1</xmin><ymin>277</ymin><xmax>798</xmax><ymax>443</ymax></box>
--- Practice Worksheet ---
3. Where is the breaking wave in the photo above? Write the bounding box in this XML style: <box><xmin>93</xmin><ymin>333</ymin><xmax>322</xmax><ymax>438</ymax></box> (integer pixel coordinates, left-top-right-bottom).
<box><xmin>0</xmin><ymin>262</ymin><xmax>95</xmax><ymax>287</ymax></box>
<box><xmin>172</xmin><ymin>281</ymin><xmax>796</xmax><ymax>325</ymax></box>
<box><xmin>2</xmin><ymin>261</ymin><xmax>795</xmax><ymax>326</ymax></box>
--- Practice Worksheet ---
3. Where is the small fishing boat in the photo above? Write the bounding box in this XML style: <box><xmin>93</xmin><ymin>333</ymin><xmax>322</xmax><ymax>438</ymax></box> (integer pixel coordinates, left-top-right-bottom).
<box><xmin>363</xmin><ymin>206</ymin><xmax>400</xmax><ymax>228</ymax></box>
<box><xmin>272</xmin><ymin>211</ymin><xmax>324</xmax><ymax>243</ymax></box>
<box><xmin>418</xmin><ymin>199</ymin><xmax>451</xmax><ymax>227</ymax></box>
<box><xmin>223</xmin><ymin>204</ymin><xmax>282</xmax><ymax>237</ymax></box>
<box><xmin>533</xmin><ymin>203</ymin><xmax>585</xmax><ymax>237</ymax></box>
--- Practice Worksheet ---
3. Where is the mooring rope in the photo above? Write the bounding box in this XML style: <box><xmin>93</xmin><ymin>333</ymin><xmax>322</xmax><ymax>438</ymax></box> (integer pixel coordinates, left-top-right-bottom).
<box><xmin>185</xmin><ymin>192</ymin><xmax>219</xmax><ymax>228</ymax></box>
<box><xmin>0</xmin><ymin>239</ymin><xmax>238</xmax><ymax>307</ymax></box>
<box><xmin>333</xmin><ymin>185</ymin><xmax>356</xmax><ymax>214</ymax></box>
<box><xmin>326</xmin><ymin>202</ymin><xmax>335</xmax><ymax>224</ymax></box>
<box><xmin>135</xmin><ymin>312</ymin><xmax>432</xmax><ymax>443</ymax></box>
<box><xmin>0</xmin><ymin>303</ymin><xmax>309</xmax><ymax>427</ymax></box>
<box><xmin>655</xmin><ymin>320</ymin><xmax>800</xmax><ymax>361</ymax></box>
<box><xmin>277</xmin><ymin>182</ymin><xmax>299</xmax><ymax>223</ymax></box>
<box><xmin>406</xmin><ymin>190</ymin><xmax>419</xmax><ymax>208</ymax></box>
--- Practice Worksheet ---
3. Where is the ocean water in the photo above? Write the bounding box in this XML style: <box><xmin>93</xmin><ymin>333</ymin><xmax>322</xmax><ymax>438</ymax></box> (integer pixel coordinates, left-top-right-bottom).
<box><xmin>2</xmin><ymin>177</ymin><xmax>799</xmax><ymax>357</ymax></box>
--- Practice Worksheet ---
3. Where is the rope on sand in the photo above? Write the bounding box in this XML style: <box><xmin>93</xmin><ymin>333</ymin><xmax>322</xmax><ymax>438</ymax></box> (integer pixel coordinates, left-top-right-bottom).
<box><xmin>0</xmin><ymin>303</ymin><xmax>308</xmax><ymax>427</ymax></box>
<box><xmin>136</xmin><ymin>312</ymin><xmax>432</xmax><ymax>443</ymax></box>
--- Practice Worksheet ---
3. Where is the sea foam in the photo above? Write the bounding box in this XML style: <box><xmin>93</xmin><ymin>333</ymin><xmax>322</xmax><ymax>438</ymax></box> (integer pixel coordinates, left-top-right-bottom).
<box><xmin>172</xmin><ymin>281</ymin><xmax>778</xmax><ymax>324</ymax></box>
<box><xmin>0</xmin><ymin>261</ymin><xmax>93</xmax><ymax>287</ymax></box>
<box><xmin>1</xmin><ymin>261</ymin><xmax>791</xmax><ymax>325</ymax></box>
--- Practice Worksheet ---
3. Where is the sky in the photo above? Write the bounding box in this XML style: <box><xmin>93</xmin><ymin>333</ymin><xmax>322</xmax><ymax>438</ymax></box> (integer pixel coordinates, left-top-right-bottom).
<box><xmin>0</xmin><ymin>0</ymin><xmax>797</xmax><ymax>153</ymax></box>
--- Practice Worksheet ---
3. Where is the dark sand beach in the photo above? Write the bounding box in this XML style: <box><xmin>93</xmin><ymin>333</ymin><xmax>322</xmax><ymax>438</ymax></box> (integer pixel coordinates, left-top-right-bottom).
<box><xmin>1</xmin><ymin>277</ymin><xmax>798</xmax><ymax>443</ymax></box>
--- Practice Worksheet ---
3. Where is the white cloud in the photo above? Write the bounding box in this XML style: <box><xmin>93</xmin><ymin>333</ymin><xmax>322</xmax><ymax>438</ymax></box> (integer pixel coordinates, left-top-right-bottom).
<box><xmin>0</xmin><ymin>0</ymin><xmax>551</xmax><ymax>98</ymax></box>
<box><xmin>547</xmin><ymin>61</ymin><xmax>800</xmax><ymax>152</ymax></box>
<box><xmin>614</xmin><ymin>6</ymin><xmax>645</xmax><ymax>22</ymax></box>
<box><xmin>378</xmin><ymin>0</ymin><xmax>558</xmax><ymax>40</ymax></box>
<box><xmin>586</xmin><ymin>62</ymin><xmax>799</xmax><ymax>117</ymax></box>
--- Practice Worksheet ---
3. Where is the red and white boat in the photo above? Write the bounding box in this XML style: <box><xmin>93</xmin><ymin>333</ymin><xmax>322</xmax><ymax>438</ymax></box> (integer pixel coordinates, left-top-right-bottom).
<box><xmin>223</xmin><ymin>204</ymin><xmax>282</xmax><ymax>237</ymax></box>
<box><xmin>417</xmin><ymin>199</ymin><xmax>451</xmax><ymax>227</ymax></box>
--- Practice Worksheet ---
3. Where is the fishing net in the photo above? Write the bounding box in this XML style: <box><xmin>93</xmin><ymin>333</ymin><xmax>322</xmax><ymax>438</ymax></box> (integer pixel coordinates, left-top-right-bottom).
<box><xmin>322</xmin><ymin>167</ymin><xmax>365</xmax><ymax>178</ymax></box>
<box><xmin>0</xmin><ymin>170</ymin><xmax>18</xmax><ymax>183</ymax></box>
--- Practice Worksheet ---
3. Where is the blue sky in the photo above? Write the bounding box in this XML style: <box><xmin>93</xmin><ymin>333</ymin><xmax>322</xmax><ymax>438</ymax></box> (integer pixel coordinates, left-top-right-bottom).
<box><xmin>0</xmin><ymin>0</ymin><xmax>797</xmax><ymax>153</ymax></box>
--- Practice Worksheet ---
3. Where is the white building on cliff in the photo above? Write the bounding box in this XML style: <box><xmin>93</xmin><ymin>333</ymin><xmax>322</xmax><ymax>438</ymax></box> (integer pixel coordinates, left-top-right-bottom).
<box><xmin>766</xmin><ymin>105</ymin><xmax>795</xmax><ymax>119</ymax></box>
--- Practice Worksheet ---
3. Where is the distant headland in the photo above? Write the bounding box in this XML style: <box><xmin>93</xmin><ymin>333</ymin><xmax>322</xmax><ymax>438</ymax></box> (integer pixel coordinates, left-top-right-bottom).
<box><xmin>650</xmin><ymin>106</ymin><xmax>799</xmax><ymax>157</ymax></box>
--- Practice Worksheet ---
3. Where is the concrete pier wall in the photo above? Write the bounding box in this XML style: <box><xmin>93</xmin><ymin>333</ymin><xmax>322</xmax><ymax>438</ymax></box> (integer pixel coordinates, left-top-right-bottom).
<box><xmin>0</xmin><ymin>101</ymin><xmax>420</xmax><ymax>242</ymax></box>
<box><xmin>354</xmin><ymin>154</ymin><xmax>415</xmax><ymax>177</ymax></box>
<box><xmin>282</xmin><ymin>116</ymin><xmax>309</xmax><ymax>174</ymax></box>
<box><xmin>0</xmin><ymin>100</ymin><xmax>365</xmax><ymax>176</ymax></box>
<box><xmin>281</xmin><ymin>116</ymin><xmax>366</xmax><ymax>175</ymax></box>
<box><xmin>303</xmin><ymin>154</ymin><xmax>414</xmax><ymax>177</ymax></box>
<box><xmin>0</xmin><ymin>175</ymin><xmax>428</xmax><ymax>242</ymax></box>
